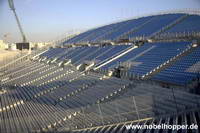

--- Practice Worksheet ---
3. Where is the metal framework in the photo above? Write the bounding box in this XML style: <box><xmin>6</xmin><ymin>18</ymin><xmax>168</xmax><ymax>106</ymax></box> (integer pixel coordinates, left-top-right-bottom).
<box><xmin>8</xmin><ymin>0</ymin><xmax>27</xmax><ymax>43</ymax></box>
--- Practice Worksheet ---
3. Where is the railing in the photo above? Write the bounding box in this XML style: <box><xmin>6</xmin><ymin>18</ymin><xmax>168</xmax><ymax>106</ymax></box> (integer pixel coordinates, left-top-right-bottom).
<box><xmin>50</xmin><ymin>89</ymin><xmax>200</xmax><ymax>130</ymax></box>
<box><xmin>0</xmin><ymin>52</ymin><xmax>23</xmax><ymax>67</ymax></box>
<box><xmin>154</xmin><ymin>31</ymin><xmax>200</xmax><ymax>40</ymax></box>
<box><xmin>94</xmin><ymin>45</ymin><xmax>136</xmax><ymax>70</ymax></box>
<box><xmin>0</xmin><ymin>47</ymin><xmax>50</xmax><ymax>73</ymax></box>
<box><xmin>0</xmin><ymin>52</ymin><xmax>31</xmax><ymax>72</ymax></box>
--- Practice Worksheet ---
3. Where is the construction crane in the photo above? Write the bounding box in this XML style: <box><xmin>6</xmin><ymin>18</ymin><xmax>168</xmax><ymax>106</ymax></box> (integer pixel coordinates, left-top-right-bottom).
<box><xmin>8</xmin><ymin>0</ymin><xmax>27</xmax><ymax>43</ymax></box>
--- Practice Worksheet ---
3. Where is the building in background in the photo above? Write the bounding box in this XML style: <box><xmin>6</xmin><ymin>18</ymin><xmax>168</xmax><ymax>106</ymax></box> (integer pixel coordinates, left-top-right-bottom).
<box><xmin>29</xmin><ymin>42</ymin><xmax>52</xmax><ymax>50</ymax></box>
<box><xmin>8</xmin><ymin>43</ymin><xmax>17</xmax><ymax>50</ymax></box>
<box><xmin>0</xmin><ymin>40</ymin><xmax>8</xmax><ymax>50</ymax></box>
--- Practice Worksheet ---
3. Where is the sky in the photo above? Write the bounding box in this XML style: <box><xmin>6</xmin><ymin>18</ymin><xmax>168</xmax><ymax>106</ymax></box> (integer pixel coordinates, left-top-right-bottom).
<box><xmin>0</xmin><ymin>0</ymin><xmax>200</xmax><ymax>43</ymax></box>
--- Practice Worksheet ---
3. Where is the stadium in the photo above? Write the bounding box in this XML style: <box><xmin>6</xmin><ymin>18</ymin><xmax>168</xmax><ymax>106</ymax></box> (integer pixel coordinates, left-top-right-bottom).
<box><xmin>1</xmin><ymin>1</ymin><xmax>200</xmax><ymax>133</ymax></box>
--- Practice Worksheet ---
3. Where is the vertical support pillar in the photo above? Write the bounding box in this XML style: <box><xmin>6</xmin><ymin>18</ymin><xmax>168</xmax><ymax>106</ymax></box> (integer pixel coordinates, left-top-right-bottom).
<box><xmin>132</xmin><ymin>96</ymin><xmax>140</xmax><ymax>120</ymax></box>
<box><xmin>98</xmin><ymin>104</ymin><xmax>104</xmax><ymax>126</ymax></box>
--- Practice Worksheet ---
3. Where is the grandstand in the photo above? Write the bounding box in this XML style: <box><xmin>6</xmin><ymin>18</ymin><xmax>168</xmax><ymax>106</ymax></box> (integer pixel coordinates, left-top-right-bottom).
<box><xmin>0</xmin><ymin>11</ymin><xmax>200</xmax><ymax>133</ymax></box>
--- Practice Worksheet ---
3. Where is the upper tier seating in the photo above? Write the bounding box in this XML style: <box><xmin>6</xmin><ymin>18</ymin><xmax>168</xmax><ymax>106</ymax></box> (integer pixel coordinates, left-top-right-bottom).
<box><xmin>127</xmin><ymin>14</ymin><xmax>183</xmax><ymax>39</ymax></box>
<box><xmin>164</xmin><ymin>15</ymin><xmax>200</xmax><ymax>33</ymax></box>
<box><xmin>96</xmin><ymin>16</ymin><xmax>153</xmax><ymax>41</ymax></box>
<box><xmin>62</xmin><ymin>13</ymin><xmax>200</xmax><ymax>44</ymax></box>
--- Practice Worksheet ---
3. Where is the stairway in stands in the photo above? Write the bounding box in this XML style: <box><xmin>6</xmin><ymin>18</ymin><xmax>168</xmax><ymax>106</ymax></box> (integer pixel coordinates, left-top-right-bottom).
<box><xmin>116</xmin><ymin>17</ymin><xmax>155</xmax><ymax>40</ymax></box>
<box><xmin>142</xmin><ymin>43</ymin><xmax>198</xmax><ymax>80</ymax></box>
<box><xmin>93</xmin><ymin>21</ymin><xmax>130</xmax><ymax>42</ymax></box>
<box><xmin>149</xmin><ymin>14</ymin><xmax>189</xmax><ymax>39</ymax></box>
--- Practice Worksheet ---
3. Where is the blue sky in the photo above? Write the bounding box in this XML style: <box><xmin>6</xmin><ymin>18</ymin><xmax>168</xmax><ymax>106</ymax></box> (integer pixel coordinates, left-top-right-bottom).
<box><xmin>0</xmin><ymin>0</ymin><xmax>200</xmax><ymax>42</ymax></box>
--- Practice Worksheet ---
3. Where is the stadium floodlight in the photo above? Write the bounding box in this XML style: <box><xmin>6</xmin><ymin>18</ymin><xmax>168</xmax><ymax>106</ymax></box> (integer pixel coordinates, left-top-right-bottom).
<box><xmin>8</xmin><ymin>0</ymin><xmax>27</xmax><ymax>43</ymax></box>
<box><xmin>8</xmin><ymin>0</ymin><xmax>15</xmax><ymax>10</ymax></box>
